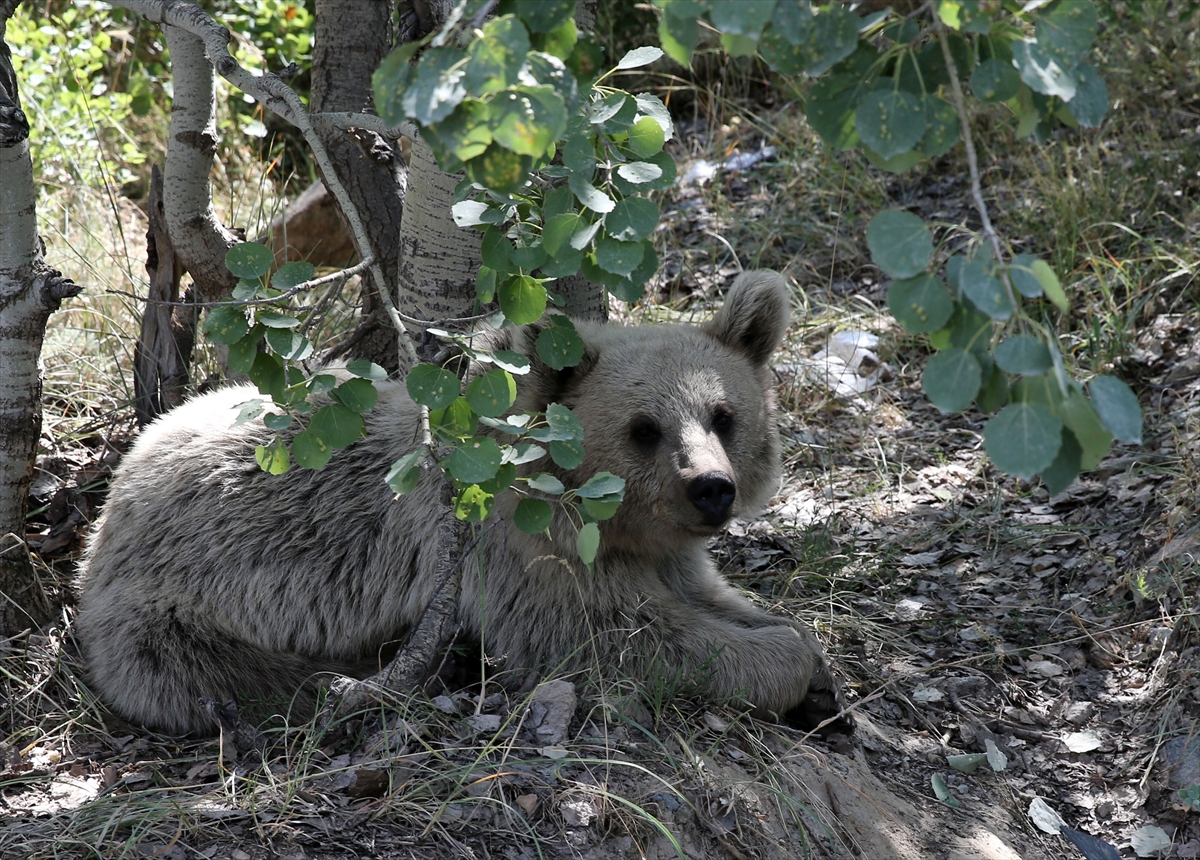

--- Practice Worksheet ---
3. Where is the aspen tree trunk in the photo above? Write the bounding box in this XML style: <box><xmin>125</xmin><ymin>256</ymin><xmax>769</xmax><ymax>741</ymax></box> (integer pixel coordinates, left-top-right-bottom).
<box><xmin>0</xmin><ymin>13</ymin><xmax>80</xmax><ymax>635</ymax></box>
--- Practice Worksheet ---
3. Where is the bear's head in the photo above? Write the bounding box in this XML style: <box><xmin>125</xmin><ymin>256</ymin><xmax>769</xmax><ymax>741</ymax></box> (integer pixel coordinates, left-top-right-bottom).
<box><xmin>485</xmin><ymin>271</ymin><xmax>791</xmax><ymax>554</ymax></box>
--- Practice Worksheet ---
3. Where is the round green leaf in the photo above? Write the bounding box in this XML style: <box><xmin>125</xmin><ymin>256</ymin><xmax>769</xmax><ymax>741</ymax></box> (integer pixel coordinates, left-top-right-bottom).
<box><xmin>550</xmin><ymin>438</ymin><xmax>584</xmax><ymax>469</ymax></box>
<box><xmin>514</xmin><ymin>498</ymin><xmax>554</xmax><ymax>534</ymax></box>
<box><xmin>346</xmin><ymin>360</ymin><xmax>388</xmax><ymax>381</ymax></box>
<box><xmin>970</xmin><ymin>59</ymin><xmax>1021</xmax><ymax>103</ymax></box>
<box><xmin>407</xmin><ymin>364</ymin><xmax>461</xmax><ymax>410</ymax></box>
<box><xmin>386</xmin><ymin>450</ymin><xmax>425</xmax><ymax>495</ymax></box>
<box><xmin>855</xmin><ymin>90</ymin><xmax>926</xmax><ymax>160</ymax></box>
<box><xmin>1089</xmin><ymin>376</ymin><xmax>1142</xmax><ymax>444</ymax></box>
<box><xmin>332</xmin><ymin>378</ymin><xmax>379</xmax><ymax>414</ymax></box>
<box><xmin>961</xmin><ymin>253</ymin><xmax>1014</xmax><ymax>320</ymax></box>
<box><xmin>976</xmin><ymin>364</ymin><xmax>1009</xmax><ymax>414</ymax></box>
<box><xmin>983</xmin><ymin>402</ymin><xmax>1064</xmax><ymax>480</ymax></box>
<box><xmin>867</xmin><ymin>209</ymin><xmax>933</xmax><ymax>279</ymax></box>
<box><xmin>615</xmin><ymin>161</ymin><xmax>663</xmax><ymax>185</ymax></box>
<box><xmin>465</xmin><ymin>368</ymin><xmax>517</xmax><ymax>417</ymax></box>
<box><xmin>595</xmin><ymin>237</ymin><xmax>645</xmax><ymax>277</ymax></box>
<box><xmin>254</xmin><ymin>436</ymin><xmax>290</xmax><ymax>475</ymax></box>
<box><xmin>455</xmin><ymin>485</ymin><xmax>493</xmax><ymax>522</ymax></box>
<box><xmin>490</xmin><ymin>87</ymin><xmax>566</xmax><ymax>157</ymax></box>
<box><xmin>263</xmin><ymin>412</ymin><xmax>292</xmax><ymax>431</ymax></box>
<box><xmin>536</xmin><ymin>316</ymin><xmax>585</xmax><ymax>370</ymax></box>
<box><xmin>616</xmin><ymin>46</ymin><xmax>664</xmax><ymax>70</ymax></box>
<box><xmin>445</xmin><ymin>437</ymin><xmax>503</xmax><ymax>484</ymax></box>
<box><xmin>1066</xmin><ymin>62</ymin><xmax>1107</xmax><ymax>128</ymax></box>
<box><xmin>576</xmin><ymin>521</ymin><xmax>600</xmax><ymax>565</ymax></box>
<box><xmin>292</xmin><ymin>428</ymin><xmax>333</xmax><ymax>470</ymax></box>
<box><xmin>256</xmin><ymin>310</ymin><xmax>301</xmax><ymax>329</ymax></box>
<box><xmin>225</xmin><ymin>242</ymin><xmax>274</xmax><ymax>279</ymax></box>
<box><xmin>627</xmin><ymin>116</ymin><xmax>665</xmax><ymax>158</ymax></box>
<box><xmin>543</xmin><ymin>213</ymin><xmax>581</xmax><ymax>256</ymax></box>
<box><xmin>1041</xmin><ymin>428</ymin><xmax>1082</xmax><ymax>495</ymax></box>
<box><xmin>605</xmin><ymin>197</ymin><xmax>659</xmax><ymax>242</ymax></box>
<box><xmin>466</xmin><ymin>142</ymin><xmax>531</xmax><ymax>194</ymax></box>
<box><xmin>498</xmin><ymin>275</ymin><xmax>548</xmax><ymax>325</ymax></box>
<box><xmin>576</xmin><ymin>472</ymin><xmax>625</xmax><ymax>499</ymax></box>
<box><xmin>227</xmin><ymin>328</ymin><xmax>263</xmax><ymax>374</ymax></box>
<box><xmin>887</xmin><ymin>274</ymin><xmax>953</xmax><ymax>334</ymax></box>
<box><xmin>569</xmin><ymin>175</ymin><xmax>616</xmax><ymax>213</ymax></box>
<box><xmin>531</xmin><ymin>402</ymin><xmax>584</xmax><ymax>442</ymax></box>
<box><xmin>581</xmin><ymin>497</ymin><xmax>621</xmax><ymax>520</ymax></box>
<box><xmin>481</xmin><ymin>227</ymin><xmax>515</xmax><ymax>273</ymax></box>
<box><xmin>1036</xmin><ymin>0</ymin><xmax>1097</xmax><ymax>69</ymax></box>
<box><xmin>203</xmin><ymin>305</ymin><xmax>250</xmax><ymax>345</ymax></box>
<box><xmin>430</xmin><ymin>397</ymin><xmax>478</xmax><ymax>438</ymax></box>
<box><xmin>1008</xmin><ymin>254</ymin><xmax>1044</xmax><ymax>298</ymax></box>
<box><xmin>308</xmin><ymin>403</ymin><xmax>365</xmax><ymax>449</ymax></box>
<box><xmin>919</xmin><ymin>95</ymin><xmax>960</xmax><ymax>158</ymax></box>
<box><xmin>805</xmin><ymin>74</ymin><xmax>861</xmax><ymax>151</ymax></box>
<box><xmin>528</xmin><ymin>473</ymin><xmax>566</xmax><ymax>495</ymax></box>
<box><xmin>994</xmin><ymin>335</ymin><xmax>1052</xmax><ymax>376</ymax></box>
<box><xmin>266</xmin><ymin>328</ymin><xmax>314</xmax><ymax>361</ymax></box>
<box><xmin>922</xmin><ymin>347</ymin><xmax>982</xmax><ymax>413</ymax></box>
<box><xmin>511</xmin><ymin>243</ymin><xmax>547</xmax><ymax>271</ymax></box>
<box><xmin>271</xmin><ymin>260</ymin><xmax>315</xmax><ymax>290</ymax></box>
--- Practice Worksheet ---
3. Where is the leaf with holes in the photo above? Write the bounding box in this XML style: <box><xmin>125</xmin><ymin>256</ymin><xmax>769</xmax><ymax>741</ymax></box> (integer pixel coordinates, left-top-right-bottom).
<box><xmin>255</xmin><ymin>436</ymin><xmax>290</xmax><ymax>475</ymax></box>
<box><xmin>407</xmin><ymin>364</ymin><xmax>461</xmax><ymax>410</ymax></box>
<box><xmin>536</xmin><ymin>316</ymin><xmax>585</xmax><ymax>370</ymax></box>
<box><xmin>455</xmin><ymin>485</ymin><xmax>493</xmax><ymax>521</ymax></box>
<box><xmin>445</xmin><ymin>437</ymin><xmax>503</xmax><ymax>484</ymax></box>
<box><xmin>984</xmin><ymin>403</ymin><xmax>1063</xmax><ymax>480</ymax></box>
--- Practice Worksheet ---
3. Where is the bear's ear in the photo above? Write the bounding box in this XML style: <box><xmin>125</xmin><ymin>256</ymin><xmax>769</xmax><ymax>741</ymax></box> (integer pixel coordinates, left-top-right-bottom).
<box><xmin>478</xmin><ymin>317</ymin><xmax>598</xmax><ymax>409</ymax></box>
<box><xmin>703</xmin><ymin>270</ymin><xmax>792</xmax><ymax>365</ymax></box>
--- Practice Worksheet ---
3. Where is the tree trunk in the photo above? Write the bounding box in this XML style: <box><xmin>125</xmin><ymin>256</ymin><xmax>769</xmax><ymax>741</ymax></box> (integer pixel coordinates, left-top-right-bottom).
<box><xmin>0</xmin><ymin>22</ymin><xmax>80</xmax><ymax>635</ymax></box>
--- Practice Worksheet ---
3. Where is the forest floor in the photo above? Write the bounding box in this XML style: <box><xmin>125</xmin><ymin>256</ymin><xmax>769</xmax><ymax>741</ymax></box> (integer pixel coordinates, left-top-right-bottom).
<box><xmin>4</xmin><ymin>30</ymin><xmax>1200</xmax><ymax>860</ymax></box>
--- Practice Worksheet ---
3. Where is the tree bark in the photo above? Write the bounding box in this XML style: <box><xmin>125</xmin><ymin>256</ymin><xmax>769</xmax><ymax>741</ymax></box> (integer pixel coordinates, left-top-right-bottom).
<box><xmin>0</xmin><ymin>24</ymin><xmax>80</xmax><ymax>635</ymax></box>
<box><xmin>310</xmin><ymin>0</ymin><xmax>407</xmax><ymax>373</ymax></box>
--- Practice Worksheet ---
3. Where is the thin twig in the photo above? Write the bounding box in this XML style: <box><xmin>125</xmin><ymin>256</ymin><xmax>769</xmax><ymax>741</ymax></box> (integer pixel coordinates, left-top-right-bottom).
<box><xmin>936</xmin><ymin>19</ymin><xmax>1019</xmax><ymax>309</ymax></box>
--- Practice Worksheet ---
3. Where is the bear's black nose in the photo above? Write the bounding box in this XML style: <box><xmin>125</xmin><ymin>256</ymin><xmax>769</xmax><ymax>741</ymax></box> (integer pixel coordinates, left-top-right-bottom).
<box><xmin>687</xmin><ymin>472</ymin><xmax>736</xmax><ymax>525</ymax></box>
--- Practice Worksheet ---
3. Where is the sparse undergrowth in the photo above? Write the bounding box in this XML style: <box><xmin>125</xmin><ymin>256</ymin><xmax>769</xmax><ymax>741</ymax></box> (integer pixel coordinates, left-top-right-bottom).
<box><xmin>5</xmin><ymin>3</ymin><xmax>1200</xmax><ymax>858</ymax></box>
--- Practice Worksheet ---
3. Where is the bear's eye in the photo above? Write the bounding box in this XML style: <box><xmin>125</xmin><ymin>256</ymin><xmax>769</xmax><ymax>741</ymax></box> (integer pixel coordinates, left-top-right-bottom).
<box><xmin>712</xmin><ymin>408</ymin><xmax>735</xmax><ymax>435</ymax></box>
<box><xmin>629</xmin><ymin>417</ymin><xmax>662</xmax><ymax>448</ymax></box>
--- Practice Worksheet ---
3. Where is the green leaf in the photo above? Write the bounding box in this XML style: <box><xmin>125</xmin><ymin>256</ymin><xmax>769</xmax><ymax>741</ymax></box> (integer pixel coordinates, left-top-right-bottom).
<box><xmin>983</xmin><ymin>402</ymin><xmax>1063</xmax><ymax>480</ymax></box>
<box><xmin>994</xmin><ymin>335</ymin><xmax>1052</xmax><ymax>376</ymax></box>
<box><xmin>225</xmin><ymin>243</ymin><xmax>274</xmax><ymax>279</ymax></box>
<box><xmin>271</xmin><ymin>260</ymin><xmax>315</xmax><ymax>291</ymax></box>
<box><xmin>310</xmin><ymin>374</ymin><xmax>337</xmax><ymax>396</ymax></box>
<box><xmin>255</xmin><ymin>436</ymin><xmax>290</xmax><ymax>475</ymax></box>
<box><xmin>514</xmin><ymin>498</ymin><xmax>554</xmax><ymax>533</ymax></box>
<box><xmin>1058</xmin><ymin>391</ymin><xmax>1112</xmax><ymax>470</ymax></box>
<box><xmin>1031</xmin><ymin>259</ymin><xmax>1068</xmax><ymax>312</ymax></box>
<box><xmin>372</xmin><ymin>41</ymin><xmax>420</xmax><ymax>126</ymax></box>
<box><xmin>550</xmin><ymin>438</ymin><xmax>584</xmax><ymax>469</ymax></box>
<box><xmin>293</xmin><ymin>429</ymin><xmax>333</xmax><ymax>470</ymax></box>
<box><xmin>508</xmin><ymin>442</ymin><xmax>547</xmax><ymax>465</ymax></box>
<box><xmin>513</xmin><ymin>0</ymin><xmax>573</xmax><ymax>33</ymax></box>
<box><xmin>385</xmin><ymin>450</ymin><xmax>424</xmax><ymax>495</ymax></box>
<box><xmin>960</xmin><ymin>252</ymin><xmax>1014</xmax><ymax>320</ymax></box>
<box><xmin>1012</xmin><ymin>39</ymin><xmax>1077</xmax><ymax>100</ymax></box>
<box><xmin>332</xmin><ymin>378</ymin><xmax>379</xmax><ymax>414</ymax></box>
<box><xmin>919</xmin><ymin>95</ymin><xmax>960</xmax><ymax>158</ymax></box>
<box><xmin>346</xmin><ymin>360</ymin><xmax>388</xmax><ymax>381</ymax></box>
<box><xmin>407</xmin><ymin>364</ymin><xmax>461</xmax><ymax>410</ymax></box>
<box><xmin>466</xmin><ymin>368</ymin><xmax>517</xmax><ymax>417</ymax></box>
<box><xmin>569</xmin><ymin>174</ymin><xmax>616</xmax><ymax>213</ymax></box>
<box><xmin>576</xmin><ymin>521</ymin><xmax>600</xmax><ymax>565</ymax></box>
<box><xmin>595</xmin><ymin>237</ymin><xmax>645</xmax><ymax>277</ymax></box>
<box><xmin>931</xmin><ymin>774</ymin><xmax>961</xmax><ymax>809</ymax></box>
<box><xmin>491</xmin><ymin>86</ymin><xmax>567</xmax><ymax>156</ymax></box>
<box><xmin>863</xmin><ymin>147</ymin><xmax>924</xmax><ymax>174</ymax></box>
<box><xmin>867</xmin><ymin>210</ymin><xmax>933</xmax><ymax>279</ymax></box>
<box><xmin>615</xmin><ymin>161</ymin><xmax>663</xmax><ymax>185</ymax></box>
<box><xmin>203</xmin><ymin>305</ymin><xmax>250</xmax><ymax>345</ymax></box>
<box><xmin>309</xmin><ymin>403</ymin><xmax>365</xmax><ymax>449</ymax></box>
<box><xmin>498</xmin><ymin>275</ymin><xmax>548</xmax><ymax>325</ymax></box>
<box><xmin>265</xmin><ymin>328</ymin><xmax>314</xmax><ymax>361</ymax></box>
<box><xmin>581</xmin><ymin>497</ymin><xmax>621</xmax><ymax>520</ymax></box>
<box><xmin>488</xmin><ymin>349</ymin><xmax>532</xmax><ymax>375</ymax></box>
<box><xmin>423</xmin><ymin>99</ymin><xmax>493</xmax><ymax>169</ymax></box>
<box><xmin>1066</xmin><ymin>62</ymin><xmax>1107</xmax><ymax>127</ymax></box>
<box><xmin>430</xmin><ymin>397</ymin><xmax>478</xmax><ymax>438</ymax></box>
<box><xmin>528</xmin><ymin>472</ymin><xmax>566</xmax><ymax>494</ymax></box>
<box><xmin>536</xmin><ymin>315</ymin><xmax>586</xmax><ymax>370</ymax></box>
<box><xmin>538</xmin><ymin>18</ymin><xmax>578</xmax><ymax>59</ymax></box>
<box><xmin>404</xmin><ymin>47</ymin><xmax>467</xmax><ymax>124</ymax></box>
<box><xmin>250</xmin><ymin>351</ymin><xmax>286</xmax><ymax>399</ymax></box>
<box><xmin>947</xmin><ymin>303</ymin><xmax>994</xmax><ymax>355</ymax></box>
<box><xmin>658</xmin><ymin>8</ymin><xmax>698</xmax><ymax>66</ymax></box>
<box><xmin>455</xmin><ymin>485</ymin><xmax>493</xmax><ymax>521</ymax></box>
<box><xmin>481</xmin><ymin>227</ymin><xmax>515</xmax><ymax>274</ymax></box>
<box><xmin>970</xmin><ymin>58</ymin><xmax>1021</xmax><ymax>103</ymax></box>
<box><xmin>511</xmin><ymin>243</ymin><xmax>547</xmax><ymax>271</ymax></box>
<box><xmin>1041</xmin><ymin>428</ymin><xmax>1082</xmax><ymax>495</ymax></box>
<box><xmin>263</xmin><ymin>412</ymin><xmax>292</xmax><ymax>431</ymax></box>
<box><xmin>1088</xmin><ymin>376</ymin><xmax>1142</xmax><ymax>444</ymax></box>
<box><xmin>1011</xmin><ymin>372</ymin><xmax>1066</xmax><ymax>412</ymax></box>
<box><xmin>576</xmin><ymin>471</ymin><xmax>625</xmax><ymax>499</ymax></box>
<box><xmin>532</xmin><ymin>402</ymin><xmax>584</xmax><ymax>441</ymax></box>
<box><xmin>616</xmin><ymin>46</ymin><xmax>664</xmax><ymax>70</ymax></box>
<box><xmin>855</xmin><ymin>90</ymin><xmax>926</xmax><ymax>160</ymax></box>
<box><xmin>445</xmin><ymin>437</ymin><xmax>503</xmax><ymax>484</ymax></box>
<box><xmin>479</xmin><ymin>462</ymin><xmax>517</xmax><ymax>495</ymax></box>
<box><xmin>635</xmin><ymin>94</ymin><xmax>675</xmax><ymax>141</ymax></box>
<box><xmin>1008</xmin><ymin>254</ymin><xmax>1044</xmax><ymax>298</ymax></box>
<box><xmin>543</xmin><ymin>213</ymin><xmax>581</xmax><ymax>255</ymax></box>
<box><xmin>976</xmin><ymin>363</ymin><xmax>1009</xmax><ymax>413</ymax></box>
<box><xmin>1036</xmin><ymin>0</ymin><xmax>1097</xmax><ymax>70</ymax></box>
<box><xmin>710</xmin><ymin>0</ymin><xmax>776</xmax><ymax>38</ymax></box>
<box><xmin>466</xmin><ymin>143</ymin><xmax>532</xmax><ymax>194</ymax></box>
<box><xmin>923</xmin><ymin>348</ymin><xmax>982</xmax><ymax>413</ymax></box>
<box><xmin>565</xmin><ymin>33</ymin><xmax>605</xmax><ymax>84</ymax></box>
<box><xmin>257</xmin><ymin>310</ymin><xmax>300</xmax><ymax>329</ymax></box>
<box><xmin>888</xmin><ymin>274</ymin><xmax>953</xmax><ymax>334</ymax></box>
<box><xmin>233</xmin><ymin>398</ymin><xmax>265</xmax><ymax>426</ymax></box>
<box><xmin>605</xmin><ymin>197</ymin><xmax>659</xmax><ymax>242</ymax></box>
<box><xmin>627</xmin><ymin>115</ymin><xmax>666</xmax><ymax>158</ymax></box>
<box><xmin>804</xmin><ymin>75</ymin><xmax>861</xmax><ymax>150</ymax></box>
<box><xmin>232</xmin><ymin>278</ymin><xmax>263</xmax><ymax>302</ymax></box>
<box><xmin>227</xmin><ymin>328</ymin><xmax>263</xmax><ymax>374</ymax></box>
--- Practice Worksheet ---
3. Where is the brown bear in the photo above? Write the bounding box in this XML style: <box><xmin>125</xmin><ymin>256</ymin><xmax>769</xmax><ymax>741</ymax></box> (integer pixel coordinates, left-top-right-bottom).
<box><xmin>75</xmin><ymin>270</ymin><xmax>837</xmax><ymax>736</ymax></box>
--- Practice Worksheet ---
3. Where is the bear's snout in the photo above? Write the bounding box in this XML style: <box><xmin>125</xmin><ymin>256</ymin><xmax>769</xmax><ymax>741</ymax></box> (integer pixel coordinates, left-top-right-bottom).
<box><xmin>687</xmin><ymin>472</ymin><xmax>736</xmax><ymax>525</ymax></box>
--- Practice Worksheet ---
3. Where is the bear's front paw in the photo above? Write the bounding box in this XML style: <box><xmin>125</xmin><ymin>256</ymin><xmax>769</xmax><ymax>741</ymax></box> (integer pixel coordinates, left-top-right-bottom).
<box><xmin>782</xmin><ymin>660</ymin><xmax>854</xmax><ymax>737</ymax></box>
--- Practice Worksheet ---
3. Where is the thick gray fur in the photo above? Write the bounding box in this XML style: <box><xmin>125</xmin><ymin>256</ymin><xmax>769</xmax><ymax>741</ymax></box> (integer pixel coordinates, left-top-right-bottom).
<box><xmin>76</xmin><ymin>271</ymin><xmax>834</xmax><ymax>735</ymax></box>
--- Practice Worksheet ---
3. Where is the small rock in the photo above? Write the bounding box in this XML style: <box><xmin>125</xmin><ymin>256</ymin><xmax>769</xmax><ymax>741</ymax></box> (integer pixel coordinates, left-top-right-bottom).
<box><xmin>1162</xmin><ymin>732</ymin><xmax>1200</xmax><ymax>790</ymax></box>
<box><xmin>528</xmin><ymin>680</ymin><xmax>576</xmax><ymax>745</ymax></box>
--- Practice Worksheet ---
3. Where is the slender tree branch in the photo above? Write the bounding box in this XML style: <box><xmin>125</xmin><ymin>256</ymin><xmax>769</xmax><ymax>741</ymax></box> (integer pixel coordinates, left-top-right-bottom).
<box><xmin>311</xmin><ymin>112</ymin><xmax>417</xmax><ymax>140</ymax></box>
<box><xmin>936</xmin><ymin>20</ymin><xmax>1018</xmax><ymax>308</ymax></box>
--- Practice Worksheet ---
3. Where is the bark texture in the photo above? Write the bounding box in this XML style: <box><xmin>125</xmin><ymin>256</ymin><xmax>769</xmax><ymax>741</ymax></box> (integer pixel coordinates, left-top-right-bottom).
<box><xmin>0</xmin><ymin>30</ymin><xmax>80</xmax><ymax>635</ymax></box>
